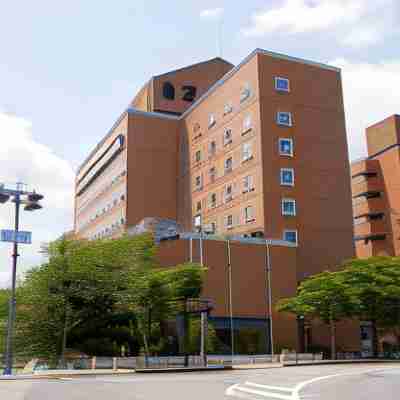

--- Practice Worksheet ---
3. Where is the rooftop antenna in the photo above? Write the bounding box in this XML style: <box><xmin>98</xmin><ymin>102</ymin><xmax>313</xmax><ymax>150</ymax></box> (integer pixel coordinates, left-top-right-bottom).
<box><xmin>217</xmin><ymin>16</ymin><xmax>223</xmax><ymax>58</ymax></box>
<box><xmin>200</xmin><ymin>8</ymin><xmax>224</xmax><ymax>58</ymax></box>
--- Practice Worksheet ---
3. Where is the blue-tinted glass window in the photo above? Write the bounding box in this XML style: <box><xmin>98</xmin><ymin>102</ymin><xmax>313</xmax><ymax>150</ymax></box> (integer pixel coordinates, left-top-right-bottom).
<box><xmin>282</xmin><ymin>199</ymin><xmax>296</xmax><ymax>216</ymax></box>
<box><xmin>275</xmin><ymin>77</ymin><xmax>290</xmax><ymax>92</ymax></box>
<box><xmin>277</xmin><ymin>112</ymin><xmax>292</xmax><ymax>126</ymax></box>
<box><xmin>279</xmin><ymin>138</ymin><xmax>293</xmax><ymax>156</ymax></box>
<box><xmin>281</xmin><ymin>168</ymin><xmax>294</xmax><ymax>186</ymax></box>
<box><xmin>284</xmin><ymin>230</ymin><xmax>298</xmax><ymax>244</ymax></box>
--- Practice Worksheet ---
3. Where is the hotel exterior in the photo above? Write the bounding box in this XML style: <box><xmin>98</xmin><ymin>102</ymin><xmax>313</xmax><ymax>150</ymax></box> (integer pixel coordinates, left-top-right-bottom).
<box><xmin>74</xmin><ymin>49</ymin><xmax>358</xmax><ymax>353</ymax></box>
<box><xmin>351</xmin><ymin>115</ymin><xmax>400</xmax><ymax>258</ymax></box>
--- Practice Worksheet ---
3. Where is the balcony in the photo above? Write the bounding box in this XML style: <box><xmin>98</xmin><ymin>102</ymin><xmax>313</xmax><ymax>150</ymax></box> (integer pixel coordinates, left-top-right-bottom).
<box><xmin>354</xmin><ymin>218</ymin><xmax>387</xmax><ymax>237</ymax></box>
<box><xmin>354</xmin><ymin>233</ymin><xmax>387</xmax><ymax>244</ymax></box>
<box><xmin>353</xmin><ymin>195</ymin><xmax>385</xmax><ymax>217</ymax></box>
<box><xmin>352</xmin><ymin>178</ymin><xmax>382</xmax><ymax>197</ymax></box>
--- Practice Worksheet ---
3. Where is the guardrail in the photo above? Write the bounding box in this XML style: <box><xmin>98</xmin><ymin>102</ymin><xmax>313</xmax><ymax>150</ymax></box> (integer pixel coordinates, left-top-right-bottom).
<box><xmin>280</xmin><ymin>353</ymin><xmax>323</xmax><ymax>365</ymax></box>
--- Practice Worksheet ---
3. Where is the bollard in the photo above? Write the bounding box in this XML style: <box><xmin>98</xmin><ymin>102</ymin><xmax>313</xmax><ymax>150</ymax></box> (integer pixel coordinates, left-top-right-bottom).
<box><xmin>113</xmin><ymin>357</ymin><xmax>117</xmax><ymax>371</ymax></box>
<box><xmin>92</xmin><ymin>356</ymin><xmax>96</xmax><ymax>370</ymax></box>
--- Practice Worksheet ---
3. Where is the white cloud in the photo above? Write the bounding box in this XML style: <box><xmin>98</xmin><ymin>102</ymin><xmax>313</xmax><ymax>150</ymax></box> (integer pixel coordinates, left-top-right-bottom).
<box><xmin>200</xmin><ymin>7</ymin><xmax>224</xmax><ymax>19</ymax></box>
<box><xmin>0</xmin><ymin>112</ymin><xmax>74</xmax><ymax>288</ymax></box>
<box><xmin>242</xmin><ymin>0</ymin><xmax>396</xmax><ymax>47</ymax></box>
<box><xmin>330</xmin><ymin>59</ymin><xmax>400</xmax><ymax>161</ymax></box>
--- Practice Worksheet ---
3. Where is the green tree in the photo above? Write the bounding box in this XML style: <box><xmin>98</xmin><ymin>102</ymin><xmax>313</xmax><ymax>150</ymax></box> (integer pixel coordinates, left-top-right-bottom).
<box><xmin>340</xmin><ymin>257</ymin><xmax>400</xmax><ymax>356</ymax></box>
<box><xmin>0</xmin><ymin>289</ymin><xmax>10</xmax><ymax>354</ymax></box>
<box><xmin>15</xmin><ymin>234</ymin><xmax>156</xmax><ymax>359</ymax></box>
<box><xmin>277</xmin><ymin>271</ymin><xmax>355</xmax><ymax>359</ymax></box>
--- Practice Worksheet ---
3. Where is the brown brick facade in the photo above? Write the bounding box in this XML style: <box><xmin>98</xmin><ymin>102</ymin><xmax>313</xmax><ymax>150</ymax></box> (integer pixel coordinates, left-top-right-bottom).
<box><xmin>352</xmin><ymin>115</ymin><xmax>400</xmax><ymax>257</ymax></box>
<box><xmin>74</xmin><ymin>49</ymin><xmax>358</xmax><ymax>352</ymax></box>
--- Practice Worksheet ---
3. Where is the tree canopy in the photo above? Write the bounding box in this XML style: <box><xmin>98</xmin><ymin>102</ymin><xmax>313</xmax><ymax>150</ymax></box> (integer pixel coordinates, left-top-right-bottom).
<box><xmin>277</xmin><ymin>257</ymin><xmax>400</xmax><ymax>358</ymax></box>
<box><xmin>6</xmin><ymin>234</ymin><xmax>205</xmax><ymax>360</ymax></box>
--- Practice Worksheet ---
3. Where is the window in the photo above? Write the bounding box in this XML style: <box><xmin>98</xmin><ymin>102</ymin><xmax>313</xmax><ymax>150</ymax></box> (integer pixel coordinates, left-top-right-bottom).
<box><xmin>194</xmin><ymin>214</ymin><xmax>202</xmax><ymax>229</ymax></box>
<box><xmin>226</xmin><ymin>214</ymin><xmax>233</xmax><ymax>228</ymax></box>
<box><xmin>275</xmin><ymin>77</ymin><xmax>290</xmax><ymax>92</ymax></box>
<box><xmin>240</xmin><ymin>82</ymin><xmax>252</xmax><ymax>103</ymax></box>
<box><xmin>209</xmin><ymin>193</ymin><xmax>217</xmax><ymax>208</ymax></box>
<box><xmin>243</xmin><ymin>175</ymin><xmax>254</xmax><ymax>193</ymax></box>
<box><xmin>209</xmin><ymin>166</ymin><xmax>217</xmax><ymax>182</ymax></box>
<box><xmin>242</xmin><ymin>142</ymin><xmax>253</xmax><ymax>162</ymax></box>
<box><xmin>208</xmin><ymin>141</ymin><xmax>217</xmax><ymax>156</ymax></box>
<box><xmin>195</xmin><ymin>175</ymin><xmax>202</xmax><ymax>190</ymax></box>
<box><xmin>225</xmin><ymin>184</ymin><xmax>233</xmax><ymax>202</ymax></box>
<box><xmin>196</xmin><ymin>201</ymin><xmax>202</xmax><ymax>212</ymax></box>
<box><xmin>162</xmin><ymin>81</ymin><xmax>175</xmax><ymax>100</ymax></box>
<box><xmin>280</xmin><ymin>168</ymin><xmax>294</xmax><ymax>186</ymax></box>
<box><xmin>224</xmin><ymin>128</ymin><xmax>233</xmax><ymax>145</ymax></box>
<box><xmin>279</xmin><ymin>138</ymin><xmax>294</xmax><ymax>157</ymax></box>
<box><xmin>277</xmin><ymin>112</ymin><xmax>292</xmax><ymax>127</ymax></box>
<box><xmin>225</xmin><ymin>157</ymin><xmax>233</xmax><ymax>173</ymax></box>
<box><xmin>208</xmin><ymin>114</ymin><xmax>216</xmax><ymax>128</ymax></box>
<box><xmin>284</xmin><ymin>230</ymin><xmax>298</xmax><ymax>245</ymax></box>
<box><xmin>282</xmin><ymin>199</ymin><xmax>296</xmax><ymax>216</ymax></box>
<box><xmin>242</xmin><ymin>115</ymin><xmax>252</xmax><ymax>134</ymax></box>
<box><xmin>245</xmin><ymin>206</ymin><xmax>254</xmax><ymax>223</ymax></box>
<box><xmin>195</xmin><ymin>150</ymin><xmax>201</xmax><ymax>163</ymax></box>
<box><xmin>224</xmin><ymin>102</ymin><xmax>233</xmax><ymax>115</ymax></box>
<box><xmin>210</xmin><ymin>221</ymin><xmax>217</xmax><ymax>233</ymax></box>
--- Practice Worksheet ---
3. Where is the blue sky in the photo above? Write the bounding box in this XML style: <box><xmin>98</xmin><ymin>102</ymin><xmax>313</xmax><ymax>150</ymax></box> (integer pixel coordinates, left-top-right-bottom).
<box><xmin>1</xmin><ymin>0</ymin><xmax>399</xmax><ymax>285</ymax></box>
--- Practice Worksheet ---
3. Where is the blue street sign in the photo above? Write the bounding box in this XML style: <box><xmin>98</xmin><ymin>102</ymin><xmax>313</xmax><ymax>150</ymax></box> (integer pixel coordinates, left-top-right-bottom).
<box><xmin>0</xmin><ymin>229</ymin><xmax>32</xmax><ymax>244</ymax></box>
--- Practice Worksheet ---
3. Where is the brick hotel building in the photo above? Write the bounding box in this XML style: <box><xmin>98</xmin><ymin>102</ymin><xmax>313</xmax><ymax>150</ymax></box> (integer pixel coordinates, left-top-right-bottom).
<box><xmin>74</xmin><ymin>49</ymin><xmax>358</xmax><ymax>352</ymax></box>
<box><xmin>351</xmin><ymin>115</ymin><xmax>400</xmax><ymax>258</ymax></box>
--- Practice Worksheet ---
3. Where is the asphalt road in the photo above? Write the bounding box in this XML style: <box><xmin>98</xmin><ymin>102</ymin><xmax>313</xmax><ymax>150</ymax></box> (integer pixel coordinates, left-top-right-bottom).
<box><xmin>1</xmin><ymin>363</ymin><xmax>399</xmax><ymax>400</ymax></box>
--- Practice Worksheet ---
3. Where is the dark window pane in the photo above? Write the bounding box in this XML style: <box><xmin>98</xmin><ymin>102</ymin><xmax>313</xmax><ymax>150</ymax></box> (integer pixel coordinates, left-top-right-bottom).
<box><xmin>163</xmin><ymin>81</ymin><xmax>175</xmax><ymax>100</ymax></box>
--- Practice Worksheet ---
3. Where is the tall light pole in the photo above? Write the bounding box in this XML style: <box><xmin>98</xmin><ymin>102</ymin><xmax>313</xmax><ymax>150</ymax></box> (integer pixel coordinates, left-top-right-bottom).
<box><xmin>265</xmin><ymin>241</ymin><xmax>274</xmax><ymax>357</ymax></box>
<box><xmin>0</xmin><ymin>182</ymin><xmax>43</xmax><ymax>375</ymax></box>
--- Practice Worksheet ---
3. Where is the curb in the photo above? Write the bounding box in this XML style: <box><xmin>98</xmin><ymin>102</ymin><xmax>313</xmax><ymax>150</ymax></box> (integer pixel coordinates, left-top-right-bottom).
<box><xmin>135</xmin><ymin>366</ymin><xmax>232</xmax><ymax>373</ymax></box>
<box><xmin>283</xmin><ymin>359</ymin><xmax>400</xmax><ymax>367</ymax></box>
<box><xmin>0</xmin><ymin>371</ymin><xmax>136</xmax><ymax>381</ymax></box>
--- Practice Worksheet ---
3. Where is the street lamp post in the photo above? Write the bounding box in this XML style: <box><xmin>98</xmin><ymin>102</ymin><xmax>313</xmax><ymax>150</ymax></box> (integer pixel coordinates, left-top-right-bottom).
<box><xmin>265</xmin><ymin>241</ymin><xmax>274</xmax><ymax>357</ymax></box>
<box><xmin>0</xmin><ymin>183</ymin><xmax>43</xmax><ymax>376</ymax></box>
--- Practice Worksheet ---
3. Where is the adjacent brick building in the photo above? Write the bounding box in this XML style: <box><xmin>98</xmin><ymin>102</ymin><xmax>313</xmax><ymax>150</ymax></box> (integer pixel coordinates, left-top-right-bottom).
<box><xmin>351</xmin><ymin>115</ymin><xmax>400</xmax><ymax>258</ymax></box>
<box><xmin>74</xmin><ymin>49</ymin><xmax>357</xmax><ymax>353</ymax></box>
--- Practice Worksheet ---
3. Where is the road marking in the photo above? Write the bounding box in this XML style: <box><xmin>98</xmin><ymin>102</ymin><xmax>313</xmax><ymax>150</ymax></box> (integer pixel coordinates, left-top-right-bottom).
<box><xmin>245</xmin><ymin>382</ymin><xmax>293</xmax><ymax>392</ymax></box>
<box><xmin>226</xmin><ymin>382</ymin><xmax>295</xmax><ymax>399</ymax></box>
<box><xmin>292</xmin><ymin>367</ymin><xmax>400</xmax><ymax>400</ymax></box>
<box><xmin>227</xmin><ymin>366</ymin><xmax>400</xmax><ymax>400</ymax></box>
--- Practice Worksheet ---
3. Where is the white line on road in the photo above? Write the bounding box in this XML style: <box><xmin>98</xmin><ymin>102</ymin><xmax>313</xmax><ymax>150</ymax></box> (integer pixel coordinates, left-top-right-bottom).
<box><xmin>226</xmin><ymin>382</ymin><xmax>295</xmax><ymax>399</ymax></box>
<box><xmin>245</xmin><ymin>382</ymin><xmax>293</xmax><ymax>392</ymax></box>
<box><xmin>227</xmin><ymin>366</ymin><xmax>400</xmax><ymax>400</ymax></box>
<box><xmin>292</xmin><ymin>367</ymin><xmax>400</xmax><ymax>400</ymax></box>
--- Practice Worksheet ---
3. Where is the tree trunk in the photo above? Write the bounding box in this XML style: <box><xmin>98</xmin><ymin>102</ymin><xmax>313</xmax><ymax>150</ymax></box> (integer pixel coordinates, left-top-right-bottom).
<box><xmin>371</xmin><ymin>320</ymin><xmax>379</xmax><ymax>358</ymax></box>
<box><xmin>60</xmin><ymin>302</ymin><xmax>69</xmax><ymax>367</ymax></box>
<box><xmin>147</xmin><ymin>308</ymin><xmax>152</xmax><ymax>346</ymax></box>
<box><xmin>330</xmin><ymin>319</ymin><xmax>337</xmax><ymax>360</ymax></box>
